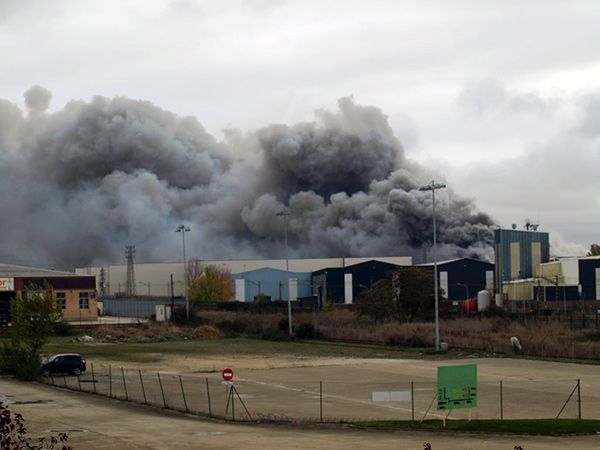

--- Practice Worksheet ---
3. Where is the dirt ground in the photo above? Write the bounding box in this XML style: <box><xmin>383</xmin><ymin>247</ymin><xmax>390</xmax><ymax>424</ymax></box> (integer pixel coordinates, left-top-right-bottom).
<box><xmin>71</xmin><ymin>352</ymin><xmax>600</xmax><ymax>423</ymax></box>
<box><xmin>3</xmin><ymin>376</ymin><xmax>600</xmax><ymax>450</ymax></box>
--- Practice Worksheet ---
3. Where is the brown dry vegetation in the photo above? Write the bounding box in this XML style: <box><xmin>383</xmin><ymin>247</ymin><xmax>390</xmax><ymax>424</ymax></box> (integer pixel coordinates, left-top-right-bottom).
<box><xmin>195</xmin><ymin>309</ymin><xmax>600</xmax><ymax>360</ymax></box>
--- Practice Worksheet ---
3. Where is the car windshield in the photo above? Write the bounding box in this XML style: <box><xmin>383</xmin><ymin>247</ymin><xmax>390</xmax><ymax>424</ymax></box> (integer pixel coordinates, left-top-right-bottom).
<box><xmin>46</xmin><ymin>355</ymin><xmax>60</xmax><ymax>363</ymax></box>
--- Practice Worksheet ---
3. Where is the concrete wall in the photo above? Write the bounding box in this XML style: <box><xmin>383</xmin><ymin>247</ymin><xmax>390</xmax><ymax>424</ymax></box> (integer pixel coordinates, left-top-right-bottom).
<box><xmin>100</xmin><ymin>297</ymin><xmax>186</xmax><ymax>318</ymax></box>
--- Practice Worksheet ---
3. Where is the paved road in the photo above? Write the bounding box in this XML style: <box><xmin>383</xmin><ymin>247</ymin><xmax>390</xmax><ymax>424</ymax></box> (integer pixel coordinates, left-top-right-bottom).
<box><xmin>2</xmin><ymin>376</ymin><xmax>600</xmax><ymax>450</ymax></box>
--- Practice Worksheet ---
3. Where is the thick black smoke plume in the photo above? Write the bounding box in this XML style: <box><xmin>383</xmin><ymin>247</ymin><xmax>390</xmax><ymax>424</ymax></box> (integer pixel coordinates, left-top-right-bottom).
<box><xmin>0</xmin><ymin>88</ymin><xmax>494</xmax><ymax>268</ymax></box>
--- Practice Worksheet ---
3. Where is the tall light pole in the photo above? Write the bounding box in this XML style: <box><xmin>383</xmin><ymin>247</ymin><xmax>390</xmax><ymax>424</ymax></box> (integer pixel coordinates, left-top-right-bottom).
<box><xmin>276</xmin><ymin>208</ymin><xmax>293</xmax><ymax>337</ymax></box>
<box><xmin>419</xmin><ymin>180</ymin><xmax>446</xmax><ymax>352</ymax></box>
<box><xmin>176</xmin><ymin>225</ymin><xmax>191</xmax><ymax>319</ymax></box>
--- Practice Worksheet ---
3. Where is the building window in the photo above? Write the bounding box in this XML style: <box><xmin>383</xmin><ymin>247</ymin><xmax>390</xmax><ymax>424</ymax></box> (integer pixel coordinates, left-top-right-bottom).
<box><xmin>79</xmin><ymin>292</ymin><xmax>89</xmax><ymax>310</ymax></box>
<box><xmin>56</xmin><ymin>292</ymin><xmax>66</xmax><ymax>310</ymax></box>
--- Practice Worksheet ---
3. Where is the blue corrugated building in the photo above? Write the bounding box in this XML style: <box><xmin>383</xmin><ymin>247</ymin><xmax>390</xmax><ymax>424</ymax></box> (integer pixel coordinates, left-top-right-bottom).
<box><xmin>577</xmin><ymin>257</ymin><xmax>600</xmax><ymax>300</ymax></box>
<box><xmin>231</xmin><ymin>267</ymin><xmax>312</xmax><ymax>302</ymax></box>
<box><xmin>494</xmin><ymin>228</ymin><xmax>550</xmax><ymax>292</ymax></box>
<box><xmin>419</xmin><ymin>258</ymin><xmax>494</xmax><ymax>300</ymax></box>
<box><xmin>312</xmin><ymin>260</ymin><xmax>404</xmax><ymax>304</ymax></box>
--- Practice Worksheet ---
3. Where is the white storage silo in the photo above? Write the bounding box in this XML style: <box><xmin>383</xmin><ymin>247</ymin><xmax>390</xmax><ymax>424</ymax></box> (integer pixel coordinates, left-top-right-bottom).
<box><xmin>477</xmin><ymin>290</ymin><xmax>491</xmax><ymax>312</ymax></box>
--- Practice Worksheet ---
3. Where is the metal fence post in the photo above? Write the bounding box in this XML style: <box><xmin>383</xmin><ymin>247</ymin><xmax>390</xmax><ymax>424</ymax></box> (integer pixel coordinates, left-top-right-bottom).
<box><xmin>500</xmin><ymin>380</ymin><xmax>504</xmax><ymax>420</ymax></box>
<box><xmin>319</xmin><ymin>381</ymin><xmax>323</xmax><ymax>423</ymax></box>
<box><xmin>157</xmin><ymin>372</ymin><xmax>167</xmax><ymax>408</ymax></box>
<box><xmin>109</xmin><ymin>364</ymin><xmax>112</xmax><ymax>398</ymax></box>
<box><xmin>411</xmin><ymin>381</ymin><xmax>415</xmax><ymax>422</ymax></box>
<box><xmin>577</xmin><ymin>378</ymin><xmax>582</xmax><ymax>419</ymax></box>
<box><xmin>139</xmin><ymin>370</ymin><xmax>147</xmax><ymax>404</ymax></box>
<box><xmin>91</xmin><ymin>363</ymin><xmax>96</xmax><ymax>394</ymax></box>
<box><xmin>77</xmin><ymin>374</ymin><xmax>81</xmax><ymax>392</ymax></box>
<box><xmin>179</xmin><ymin>375</ymin><xmax>188</xmax><ymax>412</ymax></box>
<box><xmin>121</xmin><ymin>367</ymin><xmax>128</xmax><ymax>401</ymax></box>
<box><xmin>231</xmin><ymin>386</ymin><xmax>235</xmax><ymax>421</ymax></box>
<box><xmin>206</xmin><ymin>377</ymin><xmax>212</xmax><ymax>417</ymax></box>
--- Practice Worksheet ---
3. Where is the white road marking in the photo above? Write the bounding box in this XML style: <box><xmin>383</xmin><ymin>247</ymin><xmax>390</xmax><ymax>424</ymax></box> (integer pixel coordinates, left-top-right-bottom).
<box><xmin>237</xmin><ymin>377</ymin><xmax>445</xmax><ymax>419</ymax></box>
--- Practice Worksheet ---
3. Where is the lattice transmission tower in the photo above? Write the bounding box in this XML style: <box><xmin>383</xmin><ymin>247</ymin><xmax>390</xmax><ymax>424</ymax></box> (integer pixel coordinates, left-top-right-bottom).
<box><xmin>125</xmin><ymin>245</ymin><xmax>136</xmax><ymax>296</ymax></box>
<box><xmin>99</xmin><ymin>268</ymin><xmax>107</xmax><ymax>297</ymax></box>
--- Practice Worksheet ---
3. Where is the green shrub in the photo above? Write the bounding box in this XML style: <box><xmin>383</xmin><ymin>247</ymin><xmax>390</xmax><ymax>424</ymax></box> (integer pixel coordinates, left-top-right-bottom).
<box><xmin>405</xmin><ymin>335</ymin><xmax>429</xmax><ymax>347</ymax></box>
<box><xmin>261</xmin><ymin>327</ymin><xmax>292</xmax><ymax>341</ymax></box>
<box><xmin>385</xmin><ymin>334</ymin><xmax>429</xmax><ymax>348</ymax></box>
<box><xmin>386</xmin><ymin>334</ymin><xmax>404</xmax><ymax>346</ymax></box>
<box><xmin>295</xmin><ymin>322</ymin><xmax>322</xmax><ymax>339</ymax></box>
<box><xmin>323</xmin><ymin>302</ymin><xmax>335</xmax><ymax>312</ymax></box>
<box><xmin>278</xmin><ymin>317</ymin><xmax>289</xmax><ymax>332</ymax></box>
<box><xmin>0</xmin><ymin>344</ymin><xmax>41</xmax><ymax>381</ymax></box>
<box><xmin>482</xmin><ymin>305</ymin><xmax>509</xmax><ymax>318</ymax></box>
<box><xmin>254</xmin><ymin>293</ymin><xmax>270</xmax><ymax>304</ymax></box>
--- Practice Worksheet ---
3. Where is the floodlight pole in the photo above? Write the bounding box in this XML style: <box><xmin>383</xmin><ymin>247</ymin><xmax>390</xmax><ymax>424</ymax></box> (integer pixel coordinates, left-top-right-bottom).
<box><xmin>419</xmin><ymin>180</ymin><xmax>446</xmax><ymax>352</ymax></box>
<box><xmin>176</xmin><ymin>225</ymin><xmax>191</xmax><ymax>319</ymax></box>
<box><xmin>277</xmin><ymin>208</ymin><xmax>293</xmax><ymax>337</ymax></box>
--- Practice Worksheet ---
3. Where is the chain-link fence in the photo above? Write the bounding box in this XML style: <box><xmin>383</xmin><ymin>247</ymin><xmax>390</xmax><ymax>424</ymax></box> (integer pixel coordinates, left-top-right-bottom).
<box><xmin>41</xmin><ymin>364</ymin><xmax>591</xmax><ymax>423</ymax></box>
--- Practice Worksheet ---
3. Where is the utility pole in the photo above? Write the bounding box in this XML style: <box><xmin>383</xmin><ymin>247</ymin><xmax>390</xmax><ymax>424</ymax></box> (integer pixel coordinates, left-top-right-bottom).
<box><xmin>170</xmin><ymin>273</ymin><xmax>175</xmax><ymax>313</ymax></box>
<box><xmin>176</xmin><ymin>225</ymin><xmax>191</xmax><ymax>319</ymax></box>
<box><xmin>419</xmin><ymin>180</ymin><xmax>447</xmax><ymax>352</ymax></box>
<box><xmin>276</xmin><ymin>208</ymin><xmax>293</xmax><ymax>337</ymax></box>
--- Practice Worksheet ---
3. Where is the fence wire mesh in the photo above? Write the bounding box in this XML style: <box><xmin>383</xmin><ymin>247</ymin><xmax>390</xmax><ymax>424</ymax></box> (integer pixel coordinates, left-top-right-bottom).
<box><xmin>40</xmin><ymin>364</ymin><xmax>589</xmax><ymax>423</ymax></box>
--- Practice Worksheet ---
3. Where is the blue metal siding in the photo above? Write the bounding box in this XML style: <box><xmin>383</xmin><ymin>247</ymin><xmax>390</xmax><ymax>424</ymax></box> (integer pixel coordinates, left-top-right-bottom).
<box><xmin>232</xmin><ymin>268</ymin><xmax>312</xmax><ymax>302</ymax></box>
<box><xmin>419</xmin><ymin>258</ymin><xmax>494</xmax><ymax>300</ymax></box>
<box><xmin>313</xmin><ymin>261</ymin><xmax>403</xmax><ymax>303</ymax></box>
<box><xmin>494</xmin><ymin>229</ymin><xmax>550</xmax><ymax>282</ymax></box>
<box><xmin>578</xmin><ymin>259</ymin><xmax>600</xmax><ymax>300</ymax></box>
<box><xmin>438</xmin><ymin>259</ymin><xmax>494</xmax><ymax>300</ymax></box>
<box><xmin>533</xmin><ymin>286</ymin><xmax>580</xmax><ymax>304</ymax></box>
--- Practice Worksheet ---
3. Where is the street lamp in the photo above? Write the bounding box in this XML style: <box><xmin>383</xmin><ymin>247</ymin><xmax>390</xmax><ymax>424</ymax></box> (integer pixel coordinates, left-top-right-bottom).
<box><xmin>176</xmin><ymin>224</ymin><xmax>191</xmax><ymax>319</ymax></box>
<box><xmin>276</xmin><ymin>208</ymin><xmax>293</xmax><ymax>337</ymax></box>
<box><xmin>419</xmin><ymin>180</ymin><xmax>446</xmax><ymax>352</ymax></box>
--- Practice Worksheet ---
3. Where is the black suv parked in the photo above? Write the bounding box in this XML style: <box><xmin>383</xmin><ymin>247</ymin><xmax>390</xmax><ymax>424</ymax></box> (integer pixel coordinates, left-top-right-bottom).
<box><xmin>41</xmin><ymin>353</ymin><xmax>86</xmax><ymax>376</ymax></box>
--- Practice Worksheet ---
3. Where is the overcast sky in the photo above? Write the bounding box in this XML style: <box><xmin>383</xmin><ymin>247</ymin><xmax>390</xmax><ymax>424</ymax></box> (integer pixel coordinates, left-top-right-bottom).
<box><xmin>2</xmin><ymin>0</ymin><xmax>599</xmax><ymax>252</ymax></box>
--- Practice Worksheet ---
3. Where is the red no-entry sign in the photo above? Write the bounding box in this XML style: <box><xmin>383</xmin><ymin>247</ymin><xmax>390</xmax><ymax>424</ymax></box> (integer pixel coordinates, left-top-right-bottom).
<box><xmin>222</xmin><ymin>368</ymin><xmax>234</xmax><ymax>382</ymax></box>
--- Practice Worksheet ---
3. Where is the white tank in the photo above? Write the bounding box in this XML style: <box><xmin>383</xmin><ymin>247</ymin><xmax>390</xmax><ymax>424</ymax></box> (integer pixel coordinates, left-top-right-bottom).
<box><xmin>495</xmin><ymin>293</ymin><xmax>504</xmax><ymax>308</ymax></box>
<box><xmin>477</xmin><ymin>290</ymin><xmax>491</xmax><ymax>312</ymax></box>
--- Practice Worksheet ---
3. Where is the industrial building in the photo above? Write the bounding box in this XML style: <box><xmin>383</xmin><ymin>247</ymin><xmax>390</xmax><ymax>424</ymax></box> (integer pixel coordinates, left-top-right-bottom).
<box><xmin>503</xmin><ymin>256</ymin><xmax>600</xmax><ymax>311</ymax></box>
<box><xmin>494</xmin><ymin>226</ymin><xmax>550</xmax><ymax>287</ymax></box>
<box><xmin>231</xmin><ymin>268</ymin><xmax>313</xmax><ymax>302</ymax></box>
<box><xmin>76</xmin><ymin>256</ymin><xmax>413</xmax><ymax>300</ymax></box>
<box><xmin>418</xmin><ymin>258</ymin><xmax>494</xmax><ymax>300</ymax></box>
<box><xmin>313</xmin><ymin>260</ymin><xmax>404</xmax><ymax>304</ymax></box>
<box><xmin>0</xmin><ymin>264</ymin><xmax>97</xmax><ymax>322</ymax></box>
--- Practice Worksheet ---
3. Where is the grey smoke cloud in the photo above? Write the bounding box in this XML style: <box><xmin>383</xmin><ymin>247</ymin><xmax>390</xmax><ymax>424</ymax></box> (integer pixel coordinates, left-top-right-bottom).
<box><xmin>24</xmin><ymin>85</ymin><xmax>52</xmax><ymax>113</ymax></box>
<box><xmin>0</xmin><ymin>88</ymin><xmax>494</xmax><ymax>268</ymax></box>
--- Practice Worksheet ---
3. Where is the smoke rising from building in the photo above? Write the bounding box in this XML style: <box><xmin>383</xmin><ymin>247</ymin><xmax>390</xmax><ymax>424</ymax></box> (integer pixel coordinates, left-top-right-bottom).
<box><xmin>0</xmin><ymin>89</ymin><xmax>494</xmax><ymax>268</ymax></box>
